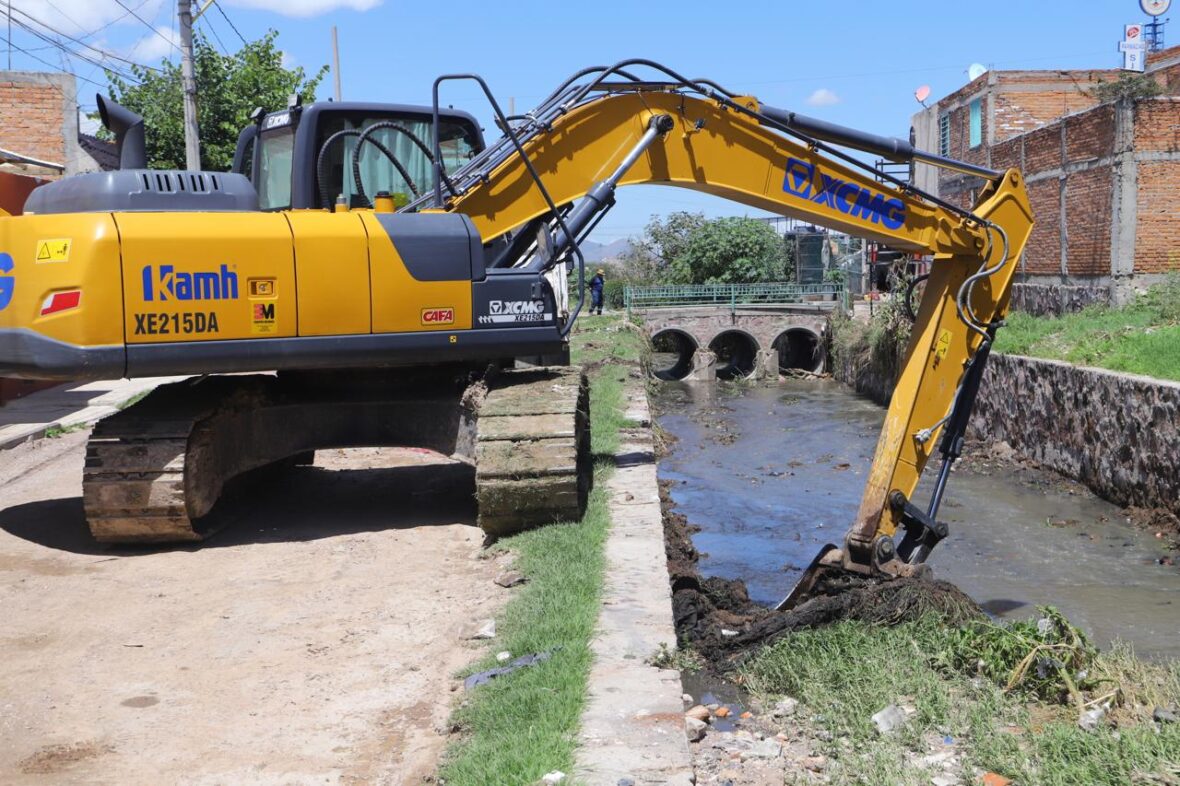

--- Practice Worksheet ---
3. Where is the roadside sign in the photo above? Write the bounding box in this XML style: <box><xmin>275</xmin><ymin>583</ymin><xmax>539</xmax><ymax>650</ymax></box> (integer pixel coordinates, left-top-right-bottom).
<box><xmin>1123</xmin><ymin>24</ymin><xmax>1147</xmax><ymax>71</ymax></box>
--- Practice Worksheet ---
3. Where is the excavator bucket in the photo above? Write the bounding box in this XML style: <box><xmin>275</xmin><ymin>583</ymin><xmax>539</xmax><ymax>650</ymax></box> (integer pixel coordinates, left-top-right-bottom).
<box><xmin>774</xmin><ymin>543</ymin><xmax>841</xmax><ymax>612</ymax></box>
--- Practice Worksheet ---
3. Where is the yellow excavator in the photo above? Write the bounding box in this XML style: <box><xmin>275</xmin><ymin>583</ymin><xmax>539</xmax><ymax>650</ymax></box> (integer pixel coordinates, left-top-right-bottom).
<box><xmin>0</xmin><ymin>61</ymin><xmax>1031</xmax><ymax>599</ymax></box>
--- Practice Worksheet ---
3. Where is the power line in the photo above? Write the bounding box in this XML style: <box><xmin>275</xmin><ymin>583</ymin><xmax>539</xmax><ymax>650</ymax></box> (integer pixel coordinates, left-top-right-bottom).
<box><xmin>3</xmin><ymin>13</ymin><xmax>142</xmax><ymax>83</ymax></box>
<box><xmin>5</xmin><ymin>5</ymin><xmax>160</xmax><ymax>72</ymax></box>
<box><xmin>213</xmin><ymin>0</ymin><xmax>247</xmax><ymax>46</ymax></box>
<box><xmin>112</xmin><ymin>0</ymin><xmax>179</xmax><ymax>53</ymax></box>
<box><xmin>0</xmin><ymin>32</ymin><xmax>111</xmax><ymax>89</ymax></box>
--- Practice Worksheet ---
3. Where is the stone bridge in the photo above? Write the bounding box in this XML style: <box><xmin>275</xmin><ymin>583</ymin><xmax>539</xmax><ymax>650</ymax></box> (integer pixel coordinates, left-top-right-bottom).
<box><xmin>630</xmin><ymin>304</ymin><xmax>834</xmax><ymax>381</ymax></box>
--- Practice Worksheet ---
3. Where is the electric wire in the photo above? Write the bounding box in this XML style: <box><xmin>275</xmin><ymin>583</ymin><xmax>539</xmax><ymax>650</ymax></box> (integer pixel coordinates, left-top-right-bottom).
<box><xmin>112</xmin><ymin>0</ymin><xmax>178</xmax><ymax>53</ymax></box>
<box><xmin>212</xmin><ymin>1</ymin><xmax>247</xmax><ymax>46</ymax></box>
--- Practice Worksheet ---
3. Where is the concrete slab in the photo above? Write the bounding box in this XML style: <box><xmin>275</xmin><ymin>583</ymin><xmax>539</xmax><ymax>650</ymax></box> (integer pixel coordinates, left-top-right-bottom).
<box><xmin>575</xmin><ymin>382</ymin><xmax>694</xmax><ymax>786</ymax></box>
<box><xmin>0</xmin><ymin>376</ymin><xmax>186</xmax><ymax>450</ymax></box>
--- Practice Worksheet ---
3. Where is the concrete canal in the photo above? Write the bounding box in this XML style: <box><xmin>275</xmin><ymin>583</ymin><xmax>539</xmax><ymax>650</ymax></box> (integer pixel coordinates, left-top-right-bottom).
<box><xmin>654</xmin><ymin>380</ymin><xmax>1180</xmax><ymax>660</ymax></box>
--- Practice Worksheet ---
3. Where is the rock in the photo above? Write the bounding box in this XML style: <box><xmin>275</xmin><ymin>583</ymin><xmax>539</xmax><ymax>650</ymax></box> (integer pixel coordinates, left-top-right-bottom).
<box><xmin>1154</xmin><ymin>706</ymin><xmax>1178</xmax><ymax>724</ymax></box>
<box><xmin>617</xmin><ymin>779</ymin><xmax>635</xmax><ymax>786</ymax></box>
<box><xmin>800</xmin><ymin>755</ymin><xmax>827</xmax><ymax>772</ymax></box>
<box><xmin>930</xmin><ymin>776</ymin><xmax>957</xmax><ymax>786</ymax></box>
<box><xmin>720</xmin><ymin>628</ymin><xmax>739</xmax><ymax>638</ymax></box>
<box><xmin>772</xmin><ymin>697</ymin><xmax>799</xmax><ymax>718</ymax></box>
<box><xmin>740</xmin><ymin>739</ymin><xmax>782</xmax><ymax>760</ymax></box>
<box><xmin>682</xmin><ymin>693</ymin><xmax>694</xmax><ymax>706</ymax></box>
<box><xmin>714</xmin><ymin>706</ymin><xmax>731</xmax><ymax>718</ymax></box>
<box><xmin>540</xmin><ymin>772</ymin><xmax>566</xmax><ymax>785</ymax></box>
<box><xmin>685</xmin><ymin>717</ymin><xmax>708</xmax><ymax>742</ymax></box>
<box><xmin>496</xmin><ymin>651</ymin><xmax>512</xmax><ymax>663</ymax></box>
<box><xmin>471</xmin><ymin>619</ymin><xmax>496</xmax><ymax>639</ymax></box>
<box><xmin>981</xmin><ymin>774</ymin><xmax>1012</xmax><ymax>786</ymax></box>
<box><xmin>706</xmin><ymin>703</ymin><xmax>720</xmax><ymax>711</ymax></box>
<box><xmin>1078</xmin><ymin>706</ymin><xmax>1106</xmax><ymax>731</ymax></box>
<box><xmin>494</xmin><ymin>571</ymin><xmax>526</xmax><ymax>588</ymax></box>
<box><xmin>686</xmin><ymin>705</ymin><xmax>711</xmax><ymax>722</ymax></box>
<box><xmin>739</xmin><ymin>711</ymin><xmax>753</xmax><ymax>719</ymax></box>
<box><xmin>871</xmin><ymin>704</ymin><xmax>909</xmax><ymax>735</ymax></box>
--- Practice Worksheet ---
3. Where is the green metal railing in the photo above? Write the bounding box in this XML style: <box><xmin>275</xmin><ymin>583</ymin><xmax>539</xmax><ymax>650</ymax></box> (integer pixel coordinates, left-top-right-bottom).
<box><xmin>624</xmin><ymin>282</ymin><xmax>848</xmax><ymax>316</ymax></box>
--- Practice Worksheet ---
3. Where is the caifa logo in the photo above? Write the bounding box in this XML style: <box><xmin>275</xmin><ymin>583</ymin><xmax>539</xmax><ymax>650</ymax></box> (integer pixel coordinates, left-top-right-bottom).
<box><xmin>782</xmin><ymin>157</ymin><xmax>907</xmax><ymax>230</ymax></box>
<box><xmin>489</xmin><ymin>299</ymin><xmax>545</xmax><ymax>315</ymax></box>
<box><xmin>0</xmin><ymin>252</ymin><xmax>13</xmax><ymax>311</ymax></box>
<box><xmin>421</xmin><ymin>307</ymin><xmax>455</xmax><ymax>325</ymax></box>
<box><xmin>141</xmin><ymin>264</ymin><xmax>239</xmax><ymax>302</ymax></box>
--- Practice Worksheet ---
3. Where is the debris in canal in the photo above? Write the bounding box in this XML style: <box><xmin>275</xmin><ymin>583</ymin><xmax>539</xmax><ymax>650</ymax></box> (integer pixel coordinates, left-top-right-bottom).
<box><xmin>662</xmin><ymin>480</ymin><xmax>982</xmax><ymax>666</ymax></box>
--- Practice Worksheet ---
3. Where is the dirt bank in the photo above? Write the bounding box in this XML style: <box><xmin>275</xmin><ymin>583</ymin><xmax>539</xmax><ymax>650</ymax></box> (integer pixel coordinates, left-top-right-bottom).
<box><xmin>0</xmin><ymin>432</ymin><xmax>509</xmax><ymax>785</ymax></box>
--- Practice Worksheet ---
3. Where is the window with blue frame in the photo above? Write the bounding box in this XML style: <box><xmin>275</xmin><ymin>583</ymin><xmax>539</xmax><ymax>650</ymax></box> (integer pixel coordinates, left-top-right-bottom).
<box><xmin>969</xmin><ymin>99</ymin><xmax>982</xmax><ymax>148</ymax></box>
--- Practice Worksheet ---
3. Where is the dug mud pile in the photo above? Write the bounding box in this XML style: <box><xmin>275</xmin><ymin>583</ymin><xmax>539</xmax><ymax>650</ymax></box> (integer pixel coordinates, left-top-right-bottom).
<box><xmin>661</xmin><ymin>481</ymin><xmax>982</xmax><ymax>666</ymax></box>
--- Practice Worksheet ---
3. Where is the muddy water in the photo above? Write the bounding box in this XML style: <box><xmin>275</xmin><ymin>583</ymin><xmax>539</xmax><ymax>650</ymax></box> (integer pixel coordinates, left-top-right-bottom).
<box><xmin>654</xmin><ymin>380</ymin><xmax>1180</xmax><ymax>660</ymax></box>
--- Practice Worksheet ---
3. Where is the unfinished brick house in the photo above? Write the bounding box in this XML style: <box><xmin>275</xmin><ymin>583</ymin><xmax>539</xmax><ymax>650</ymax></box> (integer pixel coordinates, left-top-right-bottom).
<box><xmin>912</xmin><ymin>45</ymin><xmax>1180</xmax><ymax>314</ymax></box>
<box><xmin>0</xmin><ymin>70</ymin><xmax>115</xmax><ymax>179</ymax></box>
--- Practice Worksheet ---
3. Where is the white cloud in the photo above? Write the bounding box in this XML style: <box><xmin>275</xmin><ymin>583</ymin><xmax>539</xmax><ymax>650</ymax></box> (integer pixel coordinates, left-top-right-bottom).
<box><xmin>222</xmin><ymin>0</ymin><xmax>382</xmax><ymax>17</ymax></box>
<box><xmin>280</xmin><ymin>50</ymin><xmax>297</xmax><ymax>69</ymax></box>
<box><xmin>805</xmin><ymin>88</ymin><xmax>840</xmax><ymax>107</ymax></box>
<box><xmin>126</xmin><ymin>24</ymin><xmax>179</xmax><ymax>63</ymax></box>
<box><xmin>11</xmin><ymin>0</ymin><xmax>167</xmax><ymax>38</ymax></box>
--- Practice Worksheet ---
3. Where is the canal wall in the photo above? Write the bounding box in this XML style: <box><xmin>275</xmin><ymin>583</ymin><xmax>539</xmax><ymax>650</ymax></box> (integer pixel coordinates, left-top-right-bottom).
<box><xmin>971</xmin><ymin>354</ymin><xmax>1180</xmax><ymax>517</ymax></box>
<box><xmin>830</xmin><ymin>329</ymin><xmax>1180</xmax><ymax>518</ymax></box>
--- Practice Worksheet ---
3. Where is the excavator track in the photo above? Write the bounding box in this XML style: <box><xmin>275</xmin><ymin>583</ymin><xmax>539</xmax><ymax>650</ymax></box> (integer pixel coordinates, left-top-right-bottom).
<box><xmin>475</xmin><ymin>368</ymin><xmax>590</xmax><ymax>538</ymax></box>
<box><xmin>82</xmin><ymin>377</ymin><xmax>272</xmax><ymax>543</ymax></box>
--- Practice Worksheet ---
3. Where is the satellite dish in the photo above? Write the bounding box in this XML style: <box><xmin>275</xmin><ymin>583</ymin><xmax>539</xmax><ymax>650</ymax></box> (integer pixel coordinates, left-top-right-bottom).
<box><xmin>914</xmin><ymin>85</ymin><xmax>931</xmax><ymax>105</ymax></box>
<box><xmin>1141</xmin><ymin>0</ymin><xmax>1171</xmax><ymax>17</ymax></box>
<box><xmin>967</xmin><ymin>63</ymin><xmax>988</xmax><ymax>81</ymax></box>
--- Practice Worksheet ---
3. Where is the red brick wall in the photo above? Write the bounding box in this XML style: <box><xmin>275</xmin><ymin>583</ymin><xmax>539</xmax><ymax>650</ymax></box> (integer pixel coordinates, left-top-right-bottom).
<box><xmin>1065</xmin><ymin>104</ymin><xmax>1116</xmax><ymax>163</ymax></box>
<box><xmin>1134</xmin><ymin>98</ymin><xmax>1180</xmax><ymax>152</ymax></box>
<box><xmin>1024</xmin><ymin>178</ymin><xmax>1061</xmax><ymax>275</ymax></box>
<box><xmin>1135</xmin><ymin>160</ymin><xmax>1180</xmax><ymax>274</ymax></box>
<box><xmin>0</xmin><ymin>75</ymin><xmax>67</xmax><ymax>170</ymax></box>
<box><xmin>1064</xmin><ymin>166</ymin><xmax>1113</xmax><ymax>276</ymax></box>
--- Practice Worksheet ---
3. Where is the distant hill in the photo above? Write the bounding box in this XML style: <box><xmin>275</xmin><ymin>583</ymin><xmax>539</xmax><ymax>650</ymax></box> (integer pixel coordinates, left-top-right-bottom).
<box><xmin>578</xmin><ymin>238</ymin><xmax>633</xmax><ymax>264</ymax></box>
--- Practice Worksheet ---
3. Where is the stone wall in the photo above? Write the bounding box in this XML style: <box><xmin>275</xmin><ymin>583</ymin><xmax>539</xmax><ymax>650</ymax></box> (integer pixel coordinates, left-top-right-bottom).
<box><xmin>971</xmin><ymin>354</ymin><xmax>1180</xmax><ymax>516</ymax></box>
<box><xmin>1009</xmin><ymin>282</ymin><xmax>1111</xmax><ymax>315</ymax></box>
<box><xmin>829</xmin><ymin>326</ymin><xmax>1180</xmax><ymax>515</ymax></box>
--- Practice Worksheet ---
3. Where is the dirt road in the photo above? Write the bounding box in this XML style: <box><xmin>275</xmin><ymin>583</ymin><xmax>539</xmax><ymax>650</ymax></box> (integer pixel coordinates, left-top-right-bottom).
<box><xmin>0</xmin><ymin>432</ymin><xmax>507</xmax><ymax>784</ymax></box>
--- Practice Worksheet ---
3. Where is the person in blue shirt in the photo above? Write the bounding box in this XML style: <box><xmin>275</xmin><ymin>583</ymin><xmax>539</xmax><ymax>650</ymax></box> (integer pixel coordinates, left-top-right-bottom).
<box><xmin>590</xmin><ymin>268</ymin><xmax>605</xmax><ymax>315</ymax></box>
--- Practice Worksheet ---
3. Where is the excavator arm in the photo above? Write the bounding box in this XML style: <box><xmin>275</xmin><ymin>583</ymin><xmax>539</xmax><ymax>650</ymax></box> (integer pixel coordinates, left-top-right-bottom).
<box><xmin>431</xmin><ymin>67</ymin><xmax>1034</xmax><ymax>588</ymax></box>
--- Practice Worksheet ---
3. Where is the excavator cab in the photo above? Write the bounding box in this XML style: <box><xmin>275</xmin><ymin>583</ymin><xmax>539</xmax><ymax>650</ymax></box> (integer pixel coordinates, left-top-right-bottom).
<box><xmin>230</xmin><ymin>99</ymin><xmax>485</xmax><ymax>211</ymax></box>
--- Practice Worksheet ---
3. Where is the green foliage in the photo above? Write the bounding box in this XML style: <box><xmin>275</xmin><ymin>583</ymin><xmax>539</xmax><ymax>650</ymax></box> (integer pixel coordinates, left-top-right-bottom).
<box><xmin>1092</xmin><ymin>72</ymin><xmax>1164</xmax><ymax>104</ymax></box>
<box><xmin>106</xmin><ymin>30</ymin><xmax>327</xmax><ymax>171</ymax></box>
<box><xmin>740</xmin><ymin>612</ymin><xmax>1180</xmax><ymax>786</ymax></box>
<box><xmin>668</xmin><ymin>216</ymin><xmax>789</xmax><ymax>284</ymax></box>
<box><xmin>994</xmin><ymin>275</ymin><xmax>1180</xmax><ymax>381</ymax></box>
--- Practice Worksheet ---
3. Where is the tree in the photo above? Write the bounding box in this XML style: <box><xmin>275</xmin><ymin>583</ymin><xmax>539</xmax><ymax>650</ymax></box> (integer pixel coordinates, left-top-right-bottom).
<box><xmin>106</xmin><ymin>31</ymin><xmax>327</xmax><ymax>171</ymax></box>
<box><xmin>669</xmin><ymin>216</ymin><xmax>788</xmax><ymax>284</ymax></box>
<box><xmin>1091</xmin><ymin>73</ymin><xmax>1163</xmax><ymax>104</ymax></box>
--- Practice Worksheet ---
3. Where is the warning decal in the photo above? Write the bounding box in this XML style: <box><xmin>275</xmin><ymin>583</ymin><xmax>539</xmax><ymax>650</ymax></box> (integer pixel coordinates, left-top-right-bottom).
<box><xmin>35</xmin><ymin>239</ymin><xmax>71</xmax><ymax>262</ymax></box>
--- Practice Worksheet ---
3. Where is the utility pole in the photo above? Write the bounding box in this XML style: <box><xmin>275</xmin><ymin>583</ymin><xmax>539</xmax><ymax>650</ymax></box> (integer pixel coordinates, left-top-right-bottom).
<box><xmin>178</xmin><ymin>0</ymin><xmax>200</xmax><ymax>170</ymax></box>
<box><xmin>8</xmin><ymin>0</ymin><xmax>13</xmax><ymax>70</ymax></box>
<box><xmin>331</xmin><ymin>26</ymin><xmax>342</xmax><ymax>101</ymax></box>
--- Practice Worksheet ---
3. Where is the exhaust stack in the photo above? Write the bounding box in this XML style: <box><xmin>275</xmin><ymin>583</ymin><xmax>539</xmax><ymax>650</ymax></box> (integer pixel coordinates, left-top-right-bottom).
<box><xmin>96</xmin><ymin>94</ymin><xmax>147</xmax><ymax>170</ymax></box>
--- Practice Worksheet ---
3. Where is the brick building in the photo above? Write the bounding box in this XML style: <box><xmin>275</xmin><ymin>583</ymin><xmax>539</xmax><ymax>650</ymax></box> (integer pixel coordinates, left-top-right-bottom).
<box><xmin>0</xmin><ymin>70</ymin><xmax>115</xmax><ymax>179</ymax></box>
<box><xmin>912</xmin><ymin>46</ymin><xmax>1180</xmax><ymax>313</ymax></box>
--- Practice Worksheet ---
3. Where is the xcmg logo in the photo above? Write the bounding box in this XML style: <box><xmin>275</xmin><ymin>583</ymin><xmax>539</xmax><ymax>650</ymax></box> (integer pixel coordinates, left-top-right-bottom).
<box><xmin>141</xmin><ymin>264</ymin><xmax>239</xmax><ymax>302</ymax></box>
<box><xmin>0</xmin><ymin>252</ymin><xmax>13</xmax><ymax>311</ymax></box>
<box><xmin>782</xmin><ymin>158</ymin><xmax>907</xmax><ymax>230</ymax></box>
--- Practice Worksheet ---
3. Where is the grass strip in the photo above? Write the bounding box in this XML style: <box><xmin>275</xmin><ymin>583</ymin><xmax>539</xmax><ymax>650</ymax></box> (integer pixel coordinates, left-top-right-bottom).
<box><xmin>739</xmin><ymin>613</ymin><xmax>1180</xmax><ymax>786</ymax></box>
<box><xmin>439</xmin><ymin>314</ymin><xmax>644</xmax><ymax>785</ymax></box>
<box><xmin>995</xmin><ymin>276</ymin><xmax>1180</xmax><ymax>381</ymax></box>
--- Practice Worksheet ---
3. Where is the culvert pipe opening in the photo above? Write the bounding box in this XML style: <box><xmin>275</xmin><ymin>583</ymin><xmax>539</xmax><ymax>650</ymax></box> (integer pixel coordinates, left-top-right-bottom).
<box><xmin>773</xmin><ymin>328</ymin><xmax>824</xmax><ymax>374</ymax></box>
<box><xmin>708</xmin><ymin>330</ymin><xmax>759</xmax><ymax>380</ymax></box>
<box><xmin>650</xmin><ymin>329</ymin><xmax>698</xmax><ymax>381</ymax></box>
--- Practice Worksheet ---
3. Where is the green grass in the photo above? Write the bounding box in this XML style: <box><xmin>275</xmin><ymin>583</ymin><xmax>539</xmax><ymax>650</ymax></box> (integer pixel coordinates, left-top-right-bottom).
<box><xmin>43</xmin><ymin>422</ymin><xmax>89</xmax><ymax>438</ymax></box>
<box><xmin>995</xmin><ymin>276</ymin><xmax>1180</xmax><ymax>381</ymax></box>
<box><xmin>437</xmin><ymin>314</ymin><xmax>643</xmax><ymax>785</ymax></box>
<box><xmin>739</xmin><ymin>613</ymin><xmax>1180</xmax><ymax>786</ymax></box>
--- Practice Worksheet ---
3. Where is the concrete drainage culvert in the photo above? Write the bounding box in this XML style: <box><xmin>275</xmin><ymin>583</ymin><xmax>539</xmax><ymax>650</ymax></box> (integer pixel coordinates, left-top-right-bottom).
<box><xmin>651</xmin><ymin>328</ymin><xmax>699</xmax><ymax>381</ymax></box>
<box><xmin>772</xmin><ymin>327</ymin><xmax>823</xmax><ymax>374</ymax></box>
<box><xmin>708</xmin><ymin>330</ymin><xmax>759</xmax><ymax>381</ymax></box>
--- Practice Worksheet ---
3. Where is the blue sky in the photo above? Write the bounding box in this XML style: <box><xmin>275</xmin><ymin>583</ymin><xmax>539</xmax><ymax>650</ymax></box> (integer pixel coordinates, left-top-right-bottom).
<box><xmin>5</xmin><ymin>0</ymin><xmax>1156</xmax><ymax>241</ymax></box>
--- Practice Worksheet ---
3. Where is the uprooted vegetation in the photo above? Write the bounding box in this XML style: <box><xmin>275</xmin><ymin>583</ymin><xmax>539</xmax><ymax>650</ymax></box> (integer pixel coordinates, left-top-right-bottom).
<box><xmin>662</xmin><ymin>485</ymin><xmax>1180</xmax><ymax>785</ymax></box>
